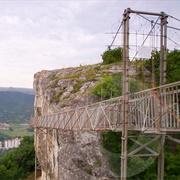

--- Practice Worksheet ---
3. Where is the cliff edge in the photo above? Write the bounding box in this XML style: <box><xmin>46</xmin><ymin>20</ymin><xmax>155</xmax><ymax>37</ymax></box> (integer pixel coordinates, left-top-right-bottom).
<box><xmin>33</xmin><ymin>64</ymin><xmax>137</xmax><ymax>179</ymax></box>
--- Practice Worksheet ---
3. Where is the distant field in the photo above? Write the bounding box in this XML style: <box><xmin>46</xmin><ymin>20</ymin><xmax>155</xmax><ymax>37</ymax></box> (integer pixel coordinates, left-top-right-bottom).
<box><xmin>0</xmin><ymin>123</ymin><xmax>34</xmax><ymax>138</ymax></box>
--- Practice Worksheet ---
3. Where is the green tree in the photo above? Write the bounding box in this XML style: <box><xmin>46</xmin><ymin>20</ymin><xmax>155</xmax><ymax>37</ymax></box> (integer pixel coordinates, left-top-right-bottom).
<box><xmin>164</xmin><ymin>145</ymin><xmax>180</xmax><ymax>180</ymax></box>
<box><xmin>0</xmin><ymin>136</ymin><xmax>35</xmax><ymax>180</ymax></box>
<box><xmin>101</xmin><ymin>132</ymin><xmax>121</xmax><ymax>175</ymax></box>
<box><xmin>102</xmin><ymin>47</ymin><xmax>123</xmax><ymax>65</ymax></box>
<box><xmin>145</xmin><ymin>49</ymin><xmax>180</xmax><ymax>85</ymax></box>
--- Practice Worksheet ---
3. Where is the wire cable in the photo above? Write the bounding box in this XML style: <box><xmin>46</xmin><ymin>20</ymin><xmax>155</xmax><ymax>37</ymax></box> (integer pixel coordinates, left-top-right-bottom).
<box><xmin>167</xmin><ymin>25</ymin><xmax>180</xmax><ymax>31</ymax></box>
<box><xmin>73</xmin><ymin>21</ymin><xmax>124</xmax><ymax>109</ymax></box>
<box><xmin>108</xmin><ymin>20</ymin><xmax>123</xmax><ymax>50</ymax></box>
<box><xmin>131</xmin><ymin>16</ymin><xmax>160</xmax><ymax>61</ymax></box>
<box><xmin>167</xmin><ymin>36</ymin><xmax>180</xmax><ymax>48</ymax></box>
<box><xmin>168</xmin><ymin>15</ymin><xmax>180</xmax><ymax>23</ymax></box>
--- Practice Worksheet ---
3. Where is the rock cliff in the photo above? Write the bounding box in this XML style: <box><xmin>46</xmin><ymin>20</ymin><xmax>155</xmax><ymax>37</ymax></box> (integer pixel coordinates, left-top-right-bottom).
<box><xmin>33</xmin><ymin>64</ymin><xmax>137</xmax><ymax>179</ymax></box>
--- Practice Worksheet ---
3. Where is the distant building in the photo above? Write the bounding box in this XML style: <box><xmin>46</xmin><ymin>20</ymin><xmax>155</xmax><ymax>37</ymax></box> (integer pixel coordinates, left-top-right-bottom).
<box><xmin>4</xmin><ymin>140</ymin><xmax>8</xmax><ymax>149</ymax></box>
<box><xmin>1</xmin><ymin>138</ymin><xmax>22</xmax><ymax>150</ymax></box>
<box><xmin>0</xmin><ymin>142</ymin><xmax>2</xmax><ymax>149</ymax></box>
<box><xmin>11</xmin><ymin>139</ymin><xmax>15</xmax><ymax>148</ymax></box>
<box><xmin>14</xmin><ymin>138</ymin><xmax>21</xmax><ymax>148</ymax></box>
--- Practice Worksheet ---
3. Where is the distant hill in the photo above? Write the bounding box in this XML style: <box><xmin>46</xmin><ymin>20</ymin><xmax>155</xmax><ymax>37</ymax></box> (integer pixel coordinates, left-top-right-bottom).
<box><xmin>0</xmin><ymin>87</ymin><xmax>34</xmax><ymax>95</ymax></box>
<box><xmin>0</xmin><ymin>91</ymin><xmax>34</xmax><ymax>123</ymax></box>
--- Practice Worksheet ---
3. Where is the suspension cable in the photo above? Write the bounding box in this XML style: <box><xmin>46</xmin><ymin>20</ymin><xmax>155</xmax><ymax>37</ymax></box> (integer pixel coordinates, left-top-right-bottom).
<box><xmin>108</xmin><ymin>20</ymin><xmax>123</xmax><ymax>50</ymax></box>
<box><xmin>138</xmin><ymin>13</ymin><xmax>180</xmax><ymax>32</ymax></box>
<box><xmin>167</xmin><ymin>36</ymin><xmax>180</xmax><ymax>48</ymax></box>
<box><xmin>168</xmin><ymin>14</ymin><xmax>180</xmax><ymax>23</ymax></box>
<box><xmin>131</xmin><ymin>16</ymin><xmax>160</xmax><ymax>61</ymax></box>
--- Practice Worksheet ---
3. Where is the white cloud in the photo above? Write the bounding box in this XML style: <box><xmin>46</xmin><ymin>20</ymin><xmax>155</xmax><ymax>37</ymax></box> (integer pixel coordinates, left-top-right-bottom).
<box><xmin>0</xmin><ymin>1</ymin><xmax>179</xmax><ymax>88</ymax></box>
<box><xmin>0</xmin><ymin>15</ymin><xmax>20</xmax><ymax>25</ymax></box>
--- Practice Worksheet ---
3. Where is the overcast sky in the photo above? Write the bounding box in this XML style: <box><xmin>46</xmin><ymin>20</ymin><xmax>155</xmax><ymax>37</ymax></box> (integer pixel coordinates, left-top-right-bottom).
<box><xmin>0</xmin><ymin>0</ymin><xmax>179</xmax><ymax>88</ymax></box>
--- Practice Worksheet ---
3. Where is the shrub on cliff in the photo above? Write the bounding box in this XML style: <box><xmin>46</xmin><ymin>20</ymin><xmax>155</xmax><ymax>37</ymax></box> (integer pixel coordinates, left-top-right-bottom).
<box><xmin>102</xmin><ymin>47</ymin><xmax>123</xmax><ymax>65</ymax></box>
<box><xmin>93</xmin><ymin>72</ymin><xmax>143</xmax><ymax>99</ymax></box>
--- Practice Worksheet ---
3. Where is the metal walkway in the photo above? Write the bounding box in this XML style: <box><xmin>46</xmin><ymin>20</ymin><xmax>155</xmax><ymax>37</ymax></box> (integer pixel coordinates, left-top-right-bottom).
<box><xmin>30</xmin><ymin>81</ymin><xmax>180</xmax><ymax>134</ymax></box>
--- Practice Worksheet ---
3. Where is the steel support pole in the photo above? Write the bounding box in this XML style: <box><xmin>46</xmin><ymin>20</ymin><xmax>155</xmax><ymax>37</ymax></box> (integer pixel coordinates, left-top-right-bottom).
<box><xmin>151</xmin><ymin>51</ymin><xmax>155</xmax><ymax>87</ymax></box>
<box><xmin>158</xmin><ymin>135</ymin><xmax>165</xmax><ymax>180</ymax></box>
<box><xmin>160</xmin><ymin>12</ymin><xmax>168</xmax><ymax>86</ymax></box>
<box><xmin>160</xmin><ymin>15</ymin><xmax>164</xmax><ymax>86</ymax></box>
<box><xmin>163</xmin><ymin>13</ymin><xmax>168</xmax><ymax>85</ymax></box>
<box><xmin>121</xmin><ymin>8</ymin><xmax>130</xmax><ymax>180</ymax></box>
<box><xmin>158</xmin><ymin>12</ymin><xmax>168</xmax><ymax>180</ymax></box>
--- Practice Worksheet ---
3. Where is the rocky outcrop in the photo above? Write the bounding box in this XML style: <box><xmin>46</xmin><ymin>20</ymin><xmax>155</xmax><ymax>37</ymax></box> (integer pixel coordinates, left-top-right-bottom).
<box><xmin>33</xmin><ymin>64</ymin><xmax>116</xmax><ymax>179</ymax></box>
<box><xmin>35</xmin><ymin>129</ymin><xmax>117</xmax><ymax>180</ymax></box>
<box><xmin>33</xmin><ymin>63</ymin><xmax>141</xmax><ymax>179</ymax></box>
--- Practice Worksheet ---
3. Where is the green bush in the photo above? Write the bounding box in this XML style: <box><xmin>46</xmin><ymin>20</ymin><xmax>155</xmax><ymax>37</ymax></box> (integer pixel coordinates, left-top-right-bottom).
<box><xmin>50</xmin><ymin>91</ymin><xmax>63</xmax><ymax>103</ymax></box>
<box><xmin>144</xmin><ymin>49</ymin><xmax>180</xmax><ymax>85</ymax></box>
<box><xmin>101</xmin><ymin>131</ymin><xmax>180</xmax><ymax>179</ymax></box>
<box><xmin>85</xmin><ymin>168</ymin><xmax>92</xmax><ymax>175</ymax></box>
<box><xmin>93</xmin><ymin>73</ymin><xmax>142</xmax><ymax>99</ymax></box>
<box><xmin>102</xmin><ymin>47</ymin><xmax>123</xmax><ymax>65</ymax></box>
<box><xmin>93</xmin><ymin>73</ymin><xmax>122</xmax><ymax>99</ymax></box>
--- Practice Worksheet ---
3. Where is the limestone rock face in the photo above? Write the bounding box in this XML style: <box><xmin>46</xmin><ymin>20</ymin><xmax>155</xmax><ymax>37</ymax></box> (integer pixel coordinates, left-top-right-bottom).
<box><xmin>36</xmin><ymin>129</ymin><xmax>117</xmax><ymax>180</ymax></box>
<box><xmin>33</xmin><ymin>64</ymin><xmax>123</xmax><ymax>180</ymax></box>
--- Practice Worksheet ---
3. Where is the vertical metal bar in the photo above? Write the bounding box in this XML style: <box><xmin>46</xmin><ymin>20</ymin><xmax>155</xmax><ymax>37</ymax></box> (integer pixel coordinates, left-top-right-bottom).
<box><xmin>169</xmin><ymin>88</ymin><xmax>172</xmax><ymax>127</ymax></box>
<box><xmin>173</xmin><ymin>88</ymin><xmax>175</xmax><ymax>127</ymax></box>
<box><xmin>150</xmin><ymin>95</ymin><xmax>154</xmax><ymax>127</ymax></box>
<box><xmin>121</xmin><ymin>8</ymin><xmax>130</xmax><ymax>180</ymax></box>
<box><xmin>158</xmin><ymin>134</ymin><xmax>165</xmax><ymax>180</ymax></box>
<box><xmin>160</xmin><ymin>15</ymin><xmax>164</xmax><ymax>86</ymax></box>
<box><xmin>163</xmin><ymin>13</ymin><xmax>168</xmax><ymax>85</ymax></box>
<box><xmin>176</xmin><ymin>86</ymin><xmax>179</xmax><ymax>127</ymax></box>
<box><xmin>158</xmin><ymin>12</ymin><xmax>168</xmax><ymax>180</ymax></box>
<box><xmin>151</xmin><ymin>52</ymin><xmax>155</xmax><ymax>87</ymax></box>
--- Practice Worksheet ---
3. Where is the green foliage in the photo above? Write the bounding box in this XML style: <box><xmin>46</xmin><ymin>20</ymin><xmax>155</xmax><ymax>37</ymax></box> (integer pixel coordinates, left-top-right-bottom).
<box><xmin>0</xmin><ymin>132</ymin><xmax>11</xmax><ymax>141</ymax></box>
<box><xmin>93</xmin><ymin>73</ymin><xmax>142</xmax><ymax>99</ymax></box>
<box><xmin>50</xmin><ymin>74</ymin><xmax>58</xmax><ymax>81</ymax></box>
<box><xmin>0</xmin><ymin>91</ymin><xmax>34</xmax><ymax>124</ymax></box>
<box><xmin>145</xmin><ymin>49</ymin><xmax>180</xmax><ymax>85</ymax></box>
<box><xmin>0</xmin><ymin>136</ymin><xmax>35</xmax><ymax>180</ymax></box>
<box><xmin>101</xmin><ymin>132</ymin><xmax>180</xmax><ymax>179</ymax></box>
<box><xmin>9</xmin><ymin>127</ymin><xmax>13</xmax><ymax>131</ymax></box>
<box><xmin>27</xmin><ymin>127</ymin><xmax>34</xmax><ymax>132</ymax></box>
<box><xmin>50</xmin><ymin>91</ymin><xmax>63</xmax><ymax>103</ymax></box>
<box><xmin>0</xmin><ymin>149</ymin><xmax>13</xmax><ymax>158</ymax></box>
<box><xmin>93</xmin><ymin>74</ymin><xmax>121</xmax><ymax>99</ymax></box>
<box><xmin>102</xmin><ymin>47</ymin><xmax>123</xmax><ymax>65</ymax></box>
<box><xmin>72</xmin><ymin>80</ymin><xmax>83</xmax><ymax>94</ymax></box>
<box><xmin>93</xmin><ymin>157</ymin><xmax>102</xmax><ymax>167</ymax></box>
<box><xmin>85</xmin><ymin>168</ymin><xmax>92</xmax><ymax>175</ymax></box>
<box><xmin>127</xmin><ymin>157</ymin><xmax>157</xmax><ymax>179</ymax></box>
<box><xmin>0</xmin><ymin>124</ymin><xmax>33</xmax><ymax>139</ymax></box>
<box><xmin>101</xmin><ymin>132</ymin><xmax>121</xmax><ymax>175</ymax></box>
<box><xmin>166</xmin><ymin>49</ymin><xmax>180</xmax><ymax>83</ymax></box>
<box><xmin>164</xmin><ymin>145</ymin><xmax>180</xmax><ymax>180</ymax></box>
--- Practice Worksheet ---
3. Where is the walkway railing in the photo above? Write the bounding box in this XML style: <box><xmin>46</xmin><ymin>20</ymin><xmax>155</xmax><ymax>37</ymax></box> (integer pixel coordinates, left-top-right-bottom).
<box><xmin>30</xmin><ymin>81</ymin><xmax>180</xmax><ymax>133</ymax></box>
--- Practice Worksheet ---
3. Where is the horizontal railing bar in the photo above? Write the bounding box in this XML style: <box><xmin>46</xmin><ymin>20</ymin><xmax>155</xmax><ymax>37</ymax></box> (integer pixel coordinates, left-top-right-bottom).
<box><xmin>30</xmin><ymin>81</ymin><xmax>180</xmax><ymax>133</ymax></box>
<box><xmin>33</xmin><ymin>81</ymin><xmax>180</xmax><ymax>118</ymax></box>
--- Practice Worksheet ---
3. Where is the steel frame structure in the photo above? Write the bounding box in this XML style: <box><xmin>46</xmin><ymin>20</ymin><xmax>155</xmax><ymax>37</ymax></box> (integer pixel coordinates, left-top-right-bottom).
<box><xmin>31</xmin><ymin>81</ymin><xmax>180</xmax><ymax>179</ymax></box>
<box><xmin>121</xmin><ymin>8</ymin><xmax>168</xmax><ymax>180</ymax></box>
<box><xmin>30</xmin><ymin>8</ymin><xmax>180</xmax><ymax>180</ymax></box>
<box><xmin>31</xmin><ymin>81</ymin><xmax>180</xmax><ymax>132</ymax></box>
